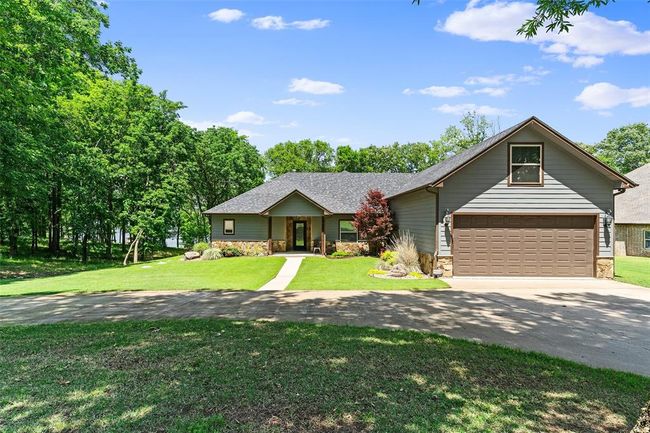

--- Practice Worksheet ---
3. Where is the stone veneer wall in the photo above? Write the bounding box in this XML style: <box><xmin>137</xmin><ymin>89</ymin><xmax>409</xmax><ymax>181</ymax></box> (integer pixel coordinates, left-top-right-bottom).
<box><xmin>596</xmin><ymin>257</ymin><xmax>614</xmax><ymax>279</ymax></box>
<box><xmin>271</xmin><ymin>240</ymin><xmax>287</xmax><ymax>253</ymax></box>
<box><xmin>211</xmin><ymin>240</ymin><xmax>269</xmax><ymax>256</ymax></box>
<box><xmin>437</xmin><ymin>256</ymin><xmax>453</xmax><ymax>277</ymax></box>
<box><xmin>335</xmin><ymin>241</ymin><xmax>369</xmax><ymax>255</ymax></box>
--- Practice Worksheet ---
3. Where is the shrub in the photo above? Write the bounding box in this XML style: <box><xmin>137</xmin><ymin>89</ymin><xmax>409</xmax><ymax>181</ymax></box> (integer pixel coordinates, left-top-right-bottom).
<box><xmin>330</xmin><ymin>251</ymin><xmax>352</xmax><ymax>258</ymax></box>
<box><xmin>221</xmin><ymin>246</ymin><xmax>243</xmax><ymax>257</ymax></box>
<box><xmin>408</xmin><ymin>271</ymin><xmax>424</xmax><ymax>279</ymax></box>
<box><xmin>368</xmin><ymin>269</ymin><xmax>388</xmax><ymax>276</ymax></box>
<box><xmin>192</xmin><ymin>242</ymin><xmax>210</xmax><ymax>254</ymax></box>
<box><xmin>389</xmin><ymin>231</ymin><xmax>421</xmax><ymax>272</ymax></box>
<box><xmin>380</xmin><ymin>250</ymin><xmax>398</xmax><ymax>265</ymax></box>
<box><xmin>201</xmin><ymin>248</ymin><xmax>222</xmax><ymax>260</ymax></box>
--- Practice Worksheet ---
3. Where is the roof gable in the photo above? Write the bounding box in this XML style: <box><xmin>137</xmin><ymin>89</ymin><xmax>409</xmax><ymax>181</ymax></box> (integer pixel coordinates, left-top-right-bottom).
<box><xmin>388</xmin><ymin>116</ymin><xmax>636</xmax><ymax>198</ymax></box>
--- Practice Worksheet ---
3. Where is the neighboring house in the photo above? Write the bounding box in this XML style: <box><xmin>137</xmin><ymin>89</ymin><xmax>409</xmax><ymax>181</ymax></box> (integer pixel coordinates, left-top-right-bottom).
<box><xmin>205</xmin><ymin>117</ymin><xmax>636</xmax><ymax>278</ymax></box>
<box><xmin>615</xmin><ymin>163</ymin><xmax>650</xmax><ymax>257</ymax></box>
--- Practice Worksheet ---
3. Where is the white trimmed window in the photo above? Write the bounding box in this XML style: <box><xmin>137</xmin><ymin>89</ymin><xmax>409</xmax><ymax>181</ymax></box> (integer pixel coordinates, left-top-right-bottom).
<box><xmin>510</xmin><ymin>144</ymin><xmax>542</xmax><ymax>185</ymax></box>
<box><xmin>339</xmin><ymin>220</ymin><xmax>358</xmax><ymax>242</ymax></box>
<box><xmin>223</xmin><ymin>219</ymin><xmax>235</xmax><ymax>235</ymax></box>
<box><xmin>645</xmin><ymin>230</ymin><xmax>650</xmax><ymax>250</ymax></box>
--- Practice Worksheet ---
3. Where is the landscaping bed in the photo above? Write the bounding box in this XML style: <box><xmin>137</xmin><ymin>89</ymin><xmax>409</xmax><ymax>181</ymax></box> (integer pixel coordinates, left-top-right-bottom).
<box><xmin>287</xmin><ymin>257</ymin><xmax>448</xmax><ymax>290</ymax></box>
<box><xmin>0</xmin><ymin>319</ymin><xmax>647</xmax><ymax>433</ymax></box>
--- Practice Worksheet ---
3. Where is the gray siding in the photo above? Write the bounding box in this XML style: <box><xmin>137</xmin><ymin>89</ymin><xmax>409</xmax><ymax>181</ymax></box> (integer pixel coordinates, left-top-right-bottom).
<box><xmin>324</xmin><ymin>214</ymin><xmax>355</xmax><ymax>241</ymax></box>
<box><xmin>268</xmin><ymin>193</ymin><xmax>324</xmax><ymax>217</ymax></box>
<box><xmin>211</xmin><ymin>214</ymin><xmax>268</xmax><ymax>241</ymax></box>
<box><xmin>390</xmin><ymin>189</ymin><xmax>436</xmax><ymax>253</ymax></box>
<box><xmin>271</xmin><ymin>216</ymin><xmax>285</xmax><ymax>240</ymax></box>
<box><xmin>311</xmin><ymin>216</ymin><xmax>322</xmax><ymax>241</ymax></box>
<box><xmin>438</xmin><ymin>128</ymin><xmax>616</xmax><ymax>256</ymax></box>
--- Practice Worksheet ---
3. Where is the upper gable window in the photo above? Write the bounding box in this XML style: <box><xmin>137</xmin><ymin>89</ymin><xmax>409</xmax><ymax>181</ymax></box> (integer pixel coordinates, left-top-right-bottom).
<box><xmin>509</xmin><ymin>144</ymin><xmax>543</xmax><ymax>185</ymax></box>
<box><xmin>645</xmin><ymin>230</ymin><xmax>650</xmax><ymax>250</ymax></box>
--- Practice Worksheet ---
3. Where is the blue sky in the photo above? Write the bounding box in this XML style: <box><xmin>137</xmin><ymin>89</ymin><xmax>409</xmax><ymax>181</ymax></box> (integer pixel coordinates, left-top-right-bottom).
<box><xmin>103</xmin><ymin>0</ymin><xmax>650</xmax><ymax>150</ymax></box>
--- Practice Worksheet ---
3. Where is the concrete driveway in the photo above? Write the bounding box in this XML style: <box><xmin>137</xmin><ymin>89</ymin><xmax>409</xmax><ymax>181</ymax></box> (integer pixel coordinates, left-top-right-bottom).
<box><xmin>0</xmin><ymin>278</ymin><xmax>648</xmax><ymax>376</ymax></box>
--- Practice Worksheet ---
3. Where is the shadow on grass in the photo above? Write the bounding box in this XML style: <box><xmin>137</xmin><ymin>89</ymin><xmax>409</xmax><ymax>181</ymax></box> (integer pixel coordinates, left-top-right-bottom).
<box><xmin>1</xmin><ymin>319</ymin><xmax>647</xmax><ymax>433</ymax></box>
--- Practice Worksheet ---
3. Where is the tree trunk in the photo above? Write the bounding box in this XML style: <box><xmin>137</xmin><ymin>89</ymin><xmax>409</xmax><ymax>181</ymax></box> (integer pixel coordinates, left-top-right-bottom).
<box><xmin>121</xmin><ymin>226</ymin><xmax>126</xmax><ymax>253</ymax></box>
<box><xmin>81</xmin><ymin>232</ymin><xmax>89</xmax><ymax>263</ymax></box>
<box><xmin>48</xmin><ymin>182</ymin><xmax>62</xmax><ymax>255</ymax></box>
<box><xmin>8</xmin><ymin>224</ymin><xmax>18</xmax><ymax>257</ymax></box>
<box><xmin>134</xmin><ymin>235</ymin><xmax>139</xmax><ymax>264</ymax></box>
<box><xmin>31</xmin><ymin>221</ymin><xmax>37</xmax><ymax>254</ymax></box>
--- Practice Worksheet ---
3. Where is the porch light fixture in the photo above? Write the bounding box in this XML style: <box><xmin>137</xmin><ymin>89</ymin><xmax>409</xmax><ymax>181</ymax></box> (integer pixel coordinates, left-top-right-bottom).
<box><xmin>443</xmin><ymin>209</ymin><xmax>452</xmax><ymax>226</ymax></box>
<box><xmin>603</xmin><ymin>209</ymin><xmax>613</xmax><ymax>228</ymax></box>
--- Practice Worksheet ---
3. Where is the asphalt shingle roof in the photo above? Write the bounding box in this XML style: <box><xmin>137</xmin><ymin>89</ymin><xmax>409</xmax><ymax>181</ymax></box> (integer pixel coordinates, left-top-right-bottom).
<box><xmin>615</xmin><ymin>163</ymin><xmax>650</xmax><ymax>224</ymax></box>
<box><xmin>204</xmin><ymin>172</ymin><xmax>414</xmax><ymax>214</ymax></box>
<box><xmin>205</xmin><ymin>116</ymin><xmax>635</xmax><ymax>215</ymax></box>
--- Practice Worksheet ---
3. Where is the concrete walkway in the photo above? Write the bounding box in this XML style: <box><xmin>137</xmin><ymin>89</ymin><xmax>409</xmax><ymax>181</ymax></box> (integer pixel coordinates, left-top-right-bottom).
<box><xmin>257</xmin><ymin>257</ymin><xmax>304</xmax><ymax>291</ymax></box>
<box><xmin>1</xmin><ymin>280</ymin><xmax>648</xmax><ymax>376</ymax></box>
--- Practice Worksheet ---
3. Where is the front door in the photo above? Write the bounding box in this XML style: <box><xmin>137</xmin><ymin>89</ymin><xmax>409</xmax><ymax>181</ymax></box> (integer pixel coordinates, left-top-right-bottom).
<box><xmin>293</xmin><ymin>221</ymin><xmax>306</xmax><ymax>251</ymax></box>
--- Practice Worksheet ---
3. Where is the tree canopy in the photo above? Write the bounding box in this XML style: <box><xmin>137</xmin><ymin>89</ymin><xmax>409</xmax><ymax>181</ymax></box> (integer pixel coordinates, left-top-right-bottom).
<box><xmin>584</xmin><ymin>123</ymin><xmax>650</xmax><ymax>174</ymax></box>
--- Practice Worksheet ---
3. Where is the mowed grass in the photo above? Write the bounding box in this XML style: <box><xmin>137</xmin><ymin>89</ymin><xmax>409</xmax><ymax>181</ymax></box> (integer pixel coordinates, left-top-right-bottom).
<box><xmin>0</xmin><ymin>319</ymin><xmax>647</xmax><ymax>433</ymax></box>
<box><xmin>615</xmin><ymin>256</ymin><xmax>650</xmax><ymax>288</ymax></box>
<box><xmin>0</xmin><ymin>256</ymin><xmax>286</xmax><ymax>296</ymax></box>
<box><xmin>287</xmin><ymin>257</ymin><xmax>449</xmax><ymax>290</ymax></box>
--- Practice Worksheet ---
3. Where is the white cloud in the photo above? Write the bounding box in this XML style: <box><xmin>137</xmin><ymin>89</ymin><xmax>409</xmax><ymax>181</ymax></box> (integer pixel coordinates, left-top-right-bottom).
<box><xmin>291</xmin><ymin>19</ymin><xmax>330</xmax><ymax>30</ymax></box>
<box><xmin>251</xmin><ymin>16</ymin><xmax>286</xmax><ymax>30</ymax></box>
<box><xmin>465</xmin><ymin>65</ymin><xmax>549</xmax><ymax>86</ymax></box>
<box><xmin>438</xmin><ymin>1</ymin><xmax>650</xmax><ymax>67</ymax></box>
<box><xmin>272</xmin><ymin>98</ymin><xmax>320</xmax><ymax>106</ymax></box>
<box><xmin>225</xmin><ymin>111</ymin><xmax>268</xmax><ymax>125</ymax></box>
<box><xmin>474</xmin><ymin>87</ymin><xmax>509</xmax><ymax>97</ymax></box>
<box><xmin>209</xmin><ymin>8</ymin><xmax>245</xmax><ymax>23</ymax></box>
<box><xmin>575</xmin><ymin>82</ymin><xmax>650</xmax><ymax>110</ymax></box>
<box><xmin>414</xmin><ymin>85</ymin><xmax>468</xmax><ymax>97</ymax></box>
<box><xmin>434</xmin><ymin>103</ymin><xmax>516</xmax><ymax>116</ymax></box>
<box><xmin>251</xmin><ymin>16</ymin><xmax>330</xmax><ymax>30</ymax></box>
<box><xmin>289</xmin><ymin>78</ymin><xmax>344</xmax><ymax>95</ymax></box>
<box><xmin>571</xmin><ymin>55</ymin><xmax>604</xmax><ymax>68</ymax></box>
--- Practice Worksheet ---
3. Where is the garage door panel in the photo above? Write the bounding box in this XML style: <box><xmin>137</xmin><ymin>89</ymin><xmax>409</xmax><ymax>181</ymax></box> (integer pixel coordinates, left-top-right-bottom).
<box><xmin>453</xmin><ymin>215</ymin><xmax>595</xmax><ymax>277</ymax></box>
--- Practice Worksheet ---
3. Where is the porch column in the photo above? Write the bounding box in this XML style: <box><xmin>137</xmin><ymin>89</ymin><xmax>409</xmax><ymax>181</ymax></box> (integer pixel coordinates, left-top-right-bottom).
<box><xmin>321</xmin><ymin>215</ymin><xmax>326</xmax><ymax>255</ymax></box>
<box><xmin>267</xmin><ymin>216</ymin><xmax>272</xmax><ymax>255</ymax></box>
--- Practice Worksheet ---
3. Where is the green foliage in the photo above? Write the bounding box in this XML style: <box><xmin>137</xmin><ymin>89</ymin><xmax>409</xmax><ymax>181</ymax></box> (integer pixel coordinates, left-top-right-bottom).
<box><xmin>180</xmin><ymin>209</ymin><xmax>210</xmax><ymax>247</ymax></box>
<box><xmin>330</xmin><ymin>251</ymin><xmax>352</xmax><ymax>258</ymax></box>
<box><xmin>380</xmin><ymin>250</ymin><xmax>398</xmax><ymax>266</ymax></box>
<box><xmin>408</xmin><ymin>271</ymin><xmax>424</xmax><ymax>279</ymax></box>
<box><xmin>367</xmin><ymin>268</ymin><xmax>388</xmax><ymax>276</ymax></box>
<box><xmin>439</xmin><ymin>111</ymin><xmax>494</xmax><ymax>154</ymax></box>
<box><xmin>264</xmin><ymin>139</ymin><xmax>334</xmax><ymax>177</ymax></box>
<box><xmin>221</xmin><ymin>246</ymin><xmax>243</xmax><ymax>257</ymax></box>
<box><xmin>200</xmin><ymin>248</ymin><xmax>223</xmax><ymax>261</ymax></box>
<box><xmin>585</xmin><ymin>123</ymin><xmax>650</xmax><ymax>174</ymax></box>
<box><xmin>192</xmin><ymin>242</ymin><xmax>210</xmax><ymax>254</ymax></box>
<box><xmin>516</xmin><ymin>0</ymin><xmax>614</xmax><ymax>38</ymax></box>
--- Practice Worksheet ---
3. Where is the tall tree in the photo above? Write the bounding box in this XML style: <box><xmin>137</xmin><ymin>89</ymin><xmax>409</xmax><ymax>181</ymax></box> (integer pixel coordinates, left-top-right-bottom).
<box><xmin>265</xmin><ymin>139</ymin><xmax>334</xmax><ymax>177</ymax></box>
<box><xmin>0</xmin><ymin>0</ymin><xmax>135</xmax><ymax>256</ymax></box>
<box><xmin>183</xmin><ymin>127</ymin><xmax>265</xmax><ymax>245</ymax></box>
<box><xmin>439</xmin><ymin>111</ymin><xmax>494</xmax><ymax>154</ymax></box>
<box><xmin>586</xmin><ymin>123</ymin><xmax>650</xmax><ymax>174</ymax></box>
<box><xmin>353</xmin><ymin>189</ymin><xmax>394</xmax><ymax>253</ymax></box>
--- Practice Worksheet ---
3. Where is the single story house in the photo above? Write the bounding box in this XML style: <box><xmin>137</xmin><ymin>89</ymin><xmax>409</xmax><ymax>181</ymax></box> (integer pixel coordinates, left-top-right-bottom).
<box><xmin>205</xmin><ymin>116</ymin><xmax>636</xmax><ymax>278</ymax></box>
<box><xmin>615</xmin><ymin>163</ymin><xmax>649</xmax><ymax>257</ymax></box>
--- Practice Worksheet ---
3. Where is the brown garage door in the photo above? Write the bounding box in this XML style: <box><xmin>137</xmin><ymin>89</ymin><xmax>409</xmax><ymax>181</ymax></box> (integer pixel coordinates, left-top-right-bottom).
<box><xmin>453</xmin><ymin>215</ymin><xmax>596</xmax><ymax>277</ymax></box>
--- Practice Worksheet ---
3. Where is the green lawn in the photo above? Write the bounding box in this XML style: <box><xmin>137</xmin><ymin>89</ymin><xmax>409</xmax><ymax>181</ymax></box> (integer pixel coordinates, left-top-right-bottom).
<box><xmin>287</xmin><ymin>257</ymin><xmax>449</xmax><ymax>290</ymax></box>
<box><xmin>0</xmin><ymin>319</ymin><xmax>646</xmax><ymax>433</ymax></box>
<box><xmin>0</xmin><ymin>256</ymin><xmax>286</xmax><ymax>296</ymax></box>
<box><xmin>615</xmin><ymin>256</ymin><xmax>650</xmax><ymax>288</ymax></box>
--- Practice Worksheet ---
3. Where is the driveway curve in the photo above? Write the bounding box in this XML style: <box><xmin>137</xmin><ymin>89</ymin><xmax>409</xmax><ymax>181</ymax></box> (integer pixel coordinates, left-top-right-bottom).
<box><xmin>1</xmin><ymin>279</ymin><xmax>648</xmax><ymax>376</ymax></box>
